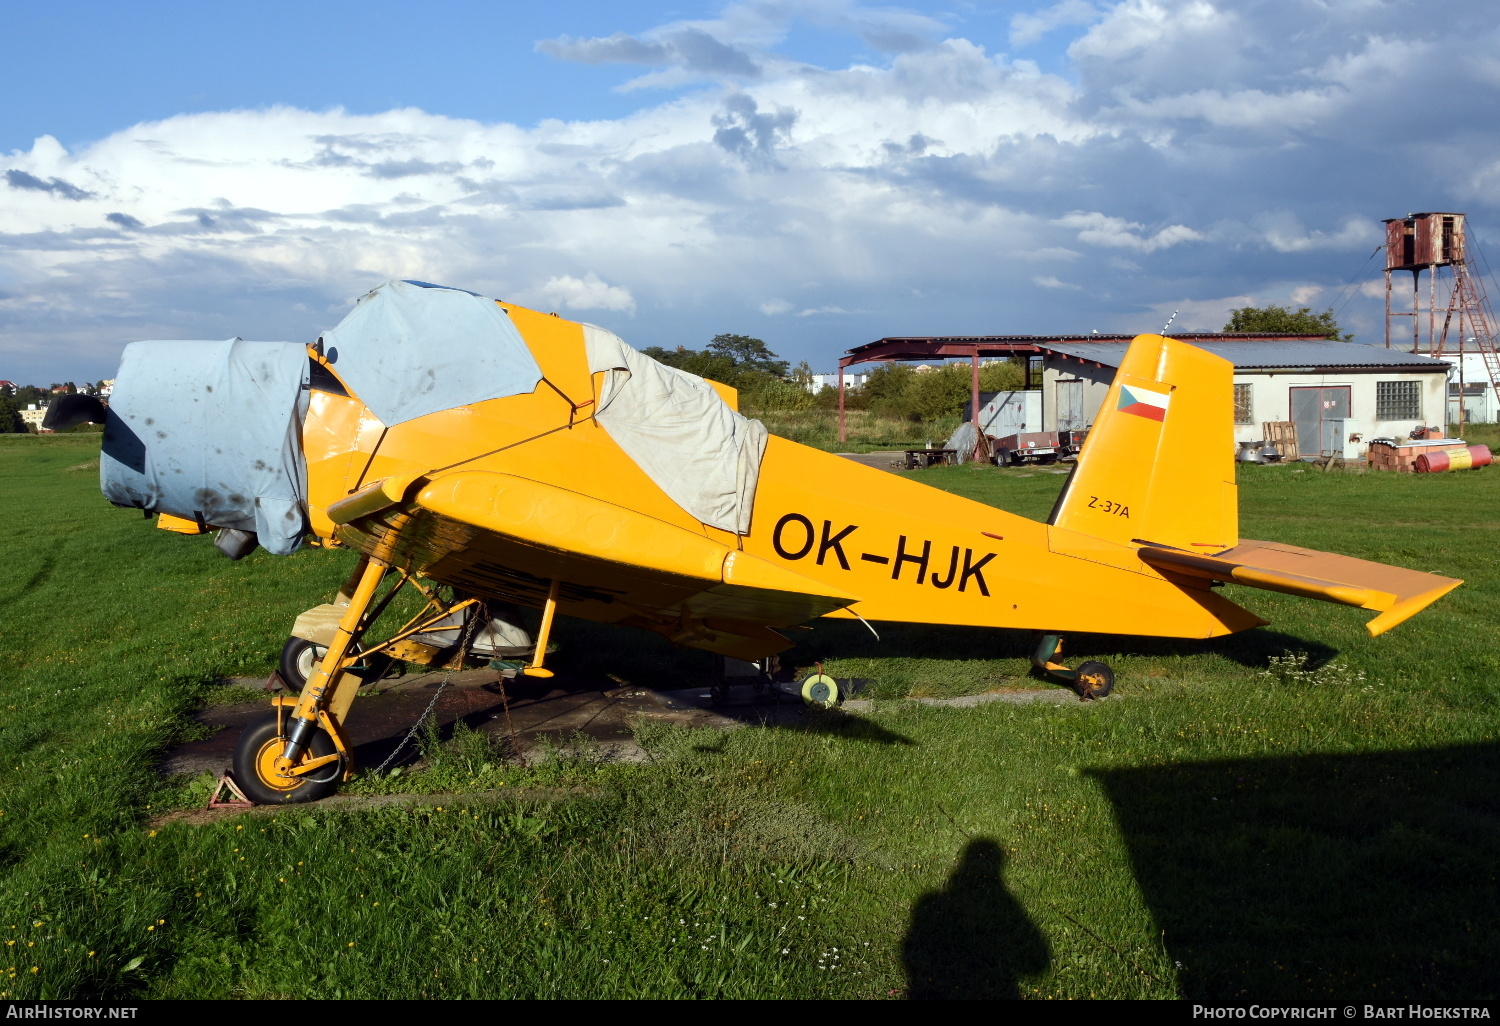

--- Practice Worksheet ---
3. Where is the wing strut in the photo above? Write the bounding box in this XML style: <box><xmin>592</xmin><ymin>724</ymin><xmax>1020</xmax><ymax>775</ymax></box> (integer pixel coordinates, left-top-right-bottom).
<box><xmin>522</xmin><ymin>579</ymin><xmax>561</xmax><ymax>679</ymax></box>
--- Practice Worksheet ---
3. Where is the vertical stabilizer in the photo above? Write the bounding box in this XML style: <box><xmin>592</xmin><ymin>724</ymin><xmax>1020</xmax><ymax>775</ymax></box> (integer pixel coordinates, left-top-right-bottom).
<box><xmin>1050</xmin><ymin>335</ymin><xmax>1238</xmax><ymax>552</ymax></box>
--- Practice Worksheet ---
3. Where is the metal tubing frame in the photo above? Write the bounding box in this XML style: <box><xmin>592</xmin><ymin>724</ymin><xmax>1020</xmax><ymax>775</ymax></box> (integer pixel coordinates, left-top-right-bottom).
<box><xmin>356</xmin><ymin>594</ymin><xmax>481</xmax><ymax>660</ymax></box>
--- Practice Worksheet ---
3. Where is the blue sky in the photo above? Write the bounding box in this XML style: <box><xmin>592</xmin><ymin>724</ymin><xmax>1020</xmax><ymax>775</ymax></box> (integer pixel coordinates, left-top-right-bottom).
<box><xmin>3</xmin><ymin>0</ymin><xmax>1499</xmax><ymax>383</ymax></box>
<box><xmin>0</xmin><ymin>2</ymin><xmax>1071</xmax><ymax>150</ymax></box>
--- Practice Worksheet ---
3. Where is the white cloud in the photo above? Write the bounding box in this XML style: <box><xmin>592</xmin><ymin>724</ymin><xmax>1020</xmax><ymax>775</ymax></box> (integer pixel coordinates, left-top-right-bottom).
<box><xmin>1143</xmin><ymin>294</ymin><xmax>1256</xmax><ymax>333</ymax></box>
<box><xmin>1055</xmin><ymin>211</ymin><xmax>1203</xmax><ymax>252</ymax></box>
<box><xmin>1011</xmin><ymin>1</ymin><xmax>1101</xmax><ymax>48</ymax></box>
<box><xmin>1068</xmin><ymin>0</ymin><xmax>1225</xmax><ymax>63</ymax></box>
<box><xmin>1033</xmin><ymin>275</ymin><xmax>1081</xmax><ymax>289</ymax></box>
<box><xmin>1289</xmin><ymin>284</ymin><xmax>1324</xmax><ymax>305</ymax></box>
<box><xmin>760</xmin><ymin>298</ymin><xmax>792</xmax><ymax>314</ymax></box>
<box><xmin>527</xmin><ymin>273</ymin><xmax>637</xmax><ymax>314</ymax></box>
<box><xmin>1256</xmin><ymin>214</ymin><xmax>1378</xmax><ymax>253</ymax></box>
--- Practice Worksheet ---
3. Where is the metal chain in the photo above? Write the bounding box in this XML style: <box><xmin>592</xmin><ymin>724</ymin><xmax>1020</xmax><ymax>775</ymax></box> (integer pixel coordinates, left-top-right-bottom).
<box><xmin>371</xmin><ymin>599</ymin><xmax>481</xmax><ymax>776</ymax></box>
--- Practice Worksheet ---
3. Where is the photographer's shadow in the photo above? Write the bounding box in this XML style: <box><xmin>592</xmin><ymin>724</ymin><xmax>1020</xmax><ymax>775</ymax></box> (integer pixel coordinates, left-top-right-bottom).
<box><xmin>902</xmin><ymin>838</ymin><xmax>1049</xmax><ymax>999</ymax></box>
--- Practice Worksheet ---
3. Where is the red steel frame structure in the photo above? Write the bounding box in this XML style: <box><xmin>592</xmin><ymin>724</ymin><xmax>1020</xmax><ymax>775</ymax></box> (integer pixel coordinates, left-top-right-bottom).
<box><xmin>835</xmin><ymin>333</ymin><xmax>1326</xmax><ymax>444</ymax></box>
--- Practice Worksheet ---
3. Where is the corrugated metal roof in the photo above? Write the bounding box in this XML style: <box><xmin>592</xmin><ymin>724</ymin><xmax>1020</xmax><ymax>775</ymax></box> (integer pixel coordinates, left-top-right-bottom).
<box><xmin>846</xmin><ymin>331</ymin><xmax>1327</xmax><ymax>354</ymax></box>
<box><xmin>1038</xmin><ymin>339</ymin><xmax>1451</xmax><ymax>370</ymax></box>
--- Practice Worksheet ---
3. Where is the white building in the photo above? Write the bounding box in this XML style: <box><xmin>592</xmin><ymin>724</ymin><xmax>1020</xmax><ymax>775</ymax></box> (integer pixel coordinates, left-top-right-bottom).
<box><xmin>20</xmin><ymin>405</ymin><xmax>48</xmax><ymax>431</ymax></box>
<box><xmin>1437</xmin><ymin>352</ymin><xmax>1497</xmax><ymax>424</ymax></box>
<box><xmin>807</xmin><ymin>371</ymin><xmax>873</xmax><ymax>393</ymax></box>
<box><xmin>1035</xmin><ymin>340</ymin><xmax>1451</xmax><ymax>458</ymax></box>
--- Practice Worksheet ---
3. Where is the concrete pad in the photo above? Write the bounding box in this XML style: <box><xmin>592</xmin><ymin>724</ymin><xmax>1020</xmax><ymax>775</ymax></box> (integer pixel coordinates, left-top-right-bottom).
<box><xmin>837</xmin><ymin>451</ymin><xmax>909</xmax><ymax>474</ymax></box>
<box><xmin>165</xmin><ymin>669</ymin><xmax>1088</xmax><ymax>780</ymax></box>
<box><xmin>165</xmin><ymin>666</ymin><xmax>836</xmax><ymax>778</ymax></box>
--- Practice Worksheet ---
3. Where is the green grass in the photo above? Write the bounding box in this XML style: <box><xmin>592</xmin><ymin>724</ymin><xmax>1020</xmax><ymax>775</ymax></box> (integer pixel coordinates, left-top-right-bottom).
<box><xmin>2</xmin><ymin>435</ymin><xmax>1499</xmax><ymax>999</ymax></box>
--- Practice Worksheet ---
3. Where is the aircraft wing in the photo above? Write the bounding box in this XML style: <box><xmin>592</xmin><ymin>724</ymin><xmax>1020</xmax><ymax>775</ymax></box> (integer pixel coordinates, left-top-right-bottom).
<box><xmin>327</xmin><ymin>470</ymin><xmax>858</xmax><ymax>659</ymax></box>
<box><xmin>1137</xmin><ymin>539</ymin><xmax>1462</xmax><ymax>637</ymax></box>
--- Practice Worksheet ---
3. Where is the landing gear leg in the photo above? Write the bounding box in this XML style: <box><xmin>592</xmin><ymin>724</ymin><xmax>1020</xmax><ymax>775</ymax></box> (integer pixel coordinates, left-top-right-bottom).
<box><xmin>709</xmin><ymin>655</ymin><xmax>729</xmax><ymax>706</ymax></box>
<box><xmin>1030</xmin><ymin>633</ymin><xmax>1114</xmax><ymax>701</ymax></box>
<box><xmin>234</xmin><ymin>553</ymin><xmax>389</xmax><ymax>803</ymax></box>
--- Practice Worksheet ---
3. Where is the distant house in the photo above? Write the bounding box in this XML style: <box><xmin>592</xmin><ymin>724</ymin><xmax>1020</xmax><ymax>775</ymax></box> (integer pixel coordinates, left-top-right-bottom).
<box><xmin>1034</xmin><ymin>340</ymin><xmax>1451</xmax><ymax>458</ymax></box>
<box><xmin>20</xmin><ymin>406</ymin><xmax>48</xmax><ymax>431</ymax></box>
<box><xmin>806</xmin><ymin>371</ymin><xmax>872</xmax><ymax>393</ymax></box>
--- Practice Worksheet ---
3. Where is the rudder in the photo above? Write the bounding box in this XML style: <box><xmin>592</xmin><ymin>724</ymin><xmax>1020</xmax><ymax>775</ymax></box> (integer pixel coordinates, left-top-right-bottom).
<box><xmin>1050</xmin><ymin>334</ymin><xmax>1238</xmax><ymax>552</ymax></box>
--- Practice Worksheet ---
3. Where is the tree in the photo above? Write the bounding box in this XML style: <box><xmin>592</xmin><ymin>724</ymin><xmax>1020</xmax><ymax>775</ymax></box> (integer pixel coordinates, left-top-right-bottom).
<box><xmin>904</xmin><ymin>366</ymin><xmax>973</xmax><ymax>421</ymax></box>
<box><xmin>979</xmin><ymin>360</ymin><xmax>1025</xmax><ymax>392</ymax></box>
<box><xmin>0</xmin><ymin>397</ymin><xmax>25</xmax><ymax>433</ymax></box>
<box><xmin>706</xmin><ymin>334</ymin><xmax>789</xmax><ymax>377</ymax></box>
<box><xmin>1224</xmin><ymin>305</ymin><xmax>1351</xmax><ymax>341</ymax></box>
<box><xmin>11</xmin><ymin>385</ymin><xmax>44</xmax><ymax>407</ymax></box>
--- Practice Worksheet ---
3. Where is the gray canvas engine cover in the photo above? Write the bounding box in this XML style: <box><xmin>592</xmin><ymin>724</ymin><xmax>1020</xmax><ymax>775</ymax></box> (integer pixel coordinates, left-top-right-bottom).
<box><xmin>101</xmin><ymin>339</ymin><xmax>311</xmax><ymax>555</ymax></box>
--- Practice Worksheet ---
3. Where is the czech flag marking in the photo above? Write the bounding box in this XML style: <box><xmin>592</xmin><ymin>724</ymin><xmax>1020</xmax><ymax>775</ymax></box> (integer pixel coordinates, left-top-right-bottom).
<box><xmin>1117</xmin><ymin>384</ymin><xmax>1170</xmax><ymax>422</ymax></box>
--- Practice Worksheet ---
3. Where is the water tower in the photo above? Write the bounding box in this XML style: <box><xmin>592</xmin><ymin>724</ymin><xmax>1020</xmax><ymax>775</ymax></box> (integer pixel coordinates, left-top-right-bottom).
<box><xmin>1382</xmin><ymin>212</ymin><xmax>1499</xmax><ymax>426</ymax></box>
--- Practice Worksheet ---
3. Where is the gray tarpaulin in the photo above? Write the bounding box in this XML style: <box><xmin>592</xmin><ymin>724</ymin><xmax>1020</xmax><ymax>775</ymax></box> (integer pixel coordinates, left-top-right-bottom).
<box><xmin>318</xmin><ymin>279</ymin><xmax>543</xmax><ymax>426</ymax></box>
<box><xmin>584</xmin><ymin>324</ymin><xmax>768</xmax><ymax>536</ymax></box>
<box><xmin>101</xmin><ymin>339</ymin><xmax>311</xmax><ymax>555</ymax></box>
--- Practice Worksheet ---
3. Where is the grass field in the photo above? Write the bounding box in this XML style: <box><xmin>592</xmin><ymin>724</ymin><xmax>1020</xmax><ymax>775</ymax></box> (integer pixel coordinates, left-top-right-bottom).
<box><xmin>2</xmin><ymin>434</ymin><xmax>1498</xmax><ymax>1000</ymax></box>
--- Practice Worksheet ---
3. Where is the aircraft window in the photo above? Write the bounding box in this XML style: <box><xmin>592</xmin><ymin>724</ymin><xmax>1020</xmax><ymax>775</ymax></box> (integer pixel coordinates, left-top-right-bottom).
<box><xmin>309</xmin><ymin>359</ymin><xmax>351</xmax><ymax>396</ymax></box>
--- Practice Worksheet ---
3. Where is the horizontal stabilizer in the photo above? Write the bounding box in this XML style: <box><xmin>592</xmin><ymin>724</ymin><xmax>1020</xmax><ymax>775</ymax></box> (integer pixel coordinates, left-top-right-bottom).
<box><xmin>1138</xmin><ymin>539</ymin><xmax>1461</xmax><ymax>636</ymax></box>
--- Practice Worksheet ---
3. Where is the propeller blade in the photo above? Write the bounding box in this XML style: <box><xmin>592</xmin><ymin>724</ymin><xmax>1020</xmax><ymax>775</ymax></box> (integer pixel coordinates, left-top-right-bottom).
<box><xmin>42</xmin><ymin>394</ymin><xmax>108</xmax><ymax>432</ymax></box>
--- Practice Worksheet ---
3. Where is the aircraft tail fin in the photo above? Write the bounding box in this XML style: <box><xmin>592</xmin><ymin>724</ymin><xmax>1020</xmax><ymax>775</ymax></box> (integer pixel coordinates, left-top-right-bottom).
<box><xmin>1050</xmin><ymin>334</ymin><xmax>1238</xmax><ymax>553</ymax></box>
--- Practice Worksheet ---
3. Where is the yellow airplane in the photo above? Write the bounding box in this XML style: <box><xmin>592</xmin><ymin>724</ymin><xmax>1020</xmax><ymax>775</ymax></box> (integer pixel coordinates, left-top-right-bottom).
<box><xmin>55</xmin><ymin>280</ymin><xmax>1460</xmax><ymax>804</ymax></box>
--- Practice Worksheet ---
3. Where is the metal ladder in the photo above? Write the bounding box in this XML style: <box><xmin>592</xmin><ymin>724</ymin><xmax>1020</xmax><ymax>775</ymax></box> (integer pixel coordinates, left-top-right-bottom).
<box><xmin>1433</xmin><ymin>238</ymin><xmax>1500</xmax><ymax>413</ymax></box>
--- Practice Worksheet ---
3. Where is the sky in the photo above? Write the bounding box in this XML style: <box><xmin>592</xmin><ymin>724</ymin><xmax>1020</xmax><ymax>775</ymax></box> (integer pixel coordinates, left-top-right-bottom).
<box><xmin>3</xmin><ymin>0</ymin><xmax>1500</xmax><ymax>384</ymax></box>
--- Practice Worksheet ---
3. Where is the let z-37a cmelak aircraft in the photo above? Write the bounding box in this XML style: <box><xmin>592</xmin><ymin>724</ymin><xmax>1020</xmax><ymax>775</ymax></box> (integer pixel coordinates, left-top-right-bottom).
<box><xmin>48</xmin><ymin>280</ymin><xmax>1461</xmax><ymax>804</ymax></box>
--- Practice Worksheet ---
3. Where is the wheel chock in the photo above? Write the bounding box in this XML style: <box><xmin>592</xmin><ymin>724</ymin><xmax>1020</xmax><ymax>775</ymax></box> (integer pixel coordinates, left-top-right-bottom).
<box><xmin>207</xmin><ymin>773</ymin><xmax>255</xmax><ymax>810</ymax></box>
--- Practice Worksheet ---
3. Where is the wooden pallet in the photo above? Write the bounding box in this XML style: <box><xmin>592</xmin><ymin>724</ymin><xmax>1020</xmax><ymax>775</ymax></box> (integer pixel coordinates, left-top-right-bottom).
<box><xmin>1263</xmin><ymin>421</ymin><xmax>1299</xmax><ymax>459</ymax></box>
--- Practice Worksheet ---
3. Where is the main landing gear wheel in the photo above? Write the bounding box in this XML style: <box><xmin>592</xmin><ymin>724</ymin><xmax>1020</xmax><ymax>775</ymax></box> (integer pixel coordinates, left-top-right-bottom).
<box><xmin>1073</xmin><ymin>661</ymin><xmax>1115</xmax><ymax>701</ymax></box>
<box><xmin>800</xmin><ymin>674</ymin><xmax>840</xmax><ymax>710</ymax></box>
<box><xmin>231</xmin><ymin>711</ymin><xmax>341</xmax><ymax>805</ymax></box>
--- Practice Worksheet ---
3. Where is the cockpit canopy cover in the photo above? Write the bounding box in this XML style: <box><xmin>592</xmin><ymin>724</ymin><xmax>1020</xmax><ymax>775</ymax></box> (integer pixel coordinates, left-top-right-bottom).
<box><xmin>318</xmin><ymin>279</ymin><xmax>543</xmax><ymax>427</ymax></box>
<box><xmin>101</xmin><ymin>339</ymin><xmax>311</xmax><ymax>555</ymax></box>
<box><xmin>585</xmin><ymin>324</ymin><xmax>768</xmax><ymax>535</ymax></box>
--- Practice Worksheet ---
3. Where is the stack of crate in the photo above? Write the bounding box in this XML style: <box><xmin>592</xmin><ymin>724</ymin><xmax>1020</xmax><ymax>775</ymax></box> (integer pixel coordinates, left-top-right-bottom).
<box><xmin>1367</xmin><ymin>439</ymin><xmax>1462</xmax><ymax>473</ymax></box>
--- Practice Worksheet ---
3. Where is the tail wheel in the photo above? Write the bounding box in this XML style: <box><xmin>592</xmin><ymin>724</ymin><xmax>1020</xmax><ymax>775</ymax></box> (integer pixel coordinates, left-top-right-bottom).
<box><xmin>800</xmin><ymin>673</ymin><xmax>840</xmax><ymax>710</ymax></box>
<box><xmin>231</xmin><ymin>710</ymin><xmax>341</xmax><ymax>805</ymax></box>
<box><xmin>1074</xmin><ymin>661</ymin><xmax>1115</xmax><ymax>700</ymax></box>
